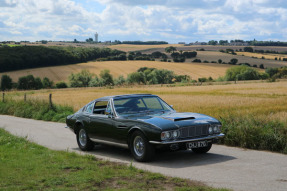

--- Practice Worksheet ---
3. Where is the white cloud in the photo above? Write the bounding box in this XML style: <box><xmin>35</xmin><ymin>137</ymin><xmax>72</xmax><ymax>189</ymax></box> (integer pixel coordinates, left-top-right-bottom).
<box><xmin>0</xmin><ymin>0</ymin><xmax>286</xmax><ymax>42</ymax></box>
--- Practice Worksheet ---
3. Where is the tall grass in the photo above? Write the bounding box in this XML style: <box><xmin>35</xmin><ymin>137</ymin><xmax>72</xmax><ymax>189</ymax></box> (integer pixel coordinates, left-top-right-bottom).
<box><xmin>0</xmin><ymin>99</ymin><xmax>73</xmax><ymax>123</ymax></box>
<box><xmin>220</xmin><ymin>115</ymin><xmax>287</xmax><ymax>153</ymax></box>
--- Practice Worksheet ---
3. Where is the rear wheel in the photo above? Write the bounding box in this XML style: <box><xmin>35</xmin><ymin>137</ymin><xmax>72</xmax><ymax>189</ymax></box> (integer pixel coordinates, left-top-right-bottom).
<box><xmin>77</xmin><ymin>127</ymin><xmax>94</xmax><ymax>151</ymax></box>
<box><xmin>130</xmin><ymin>131</ymin><xmax>155</xmax><ymax>162</ymax></box>
<box><xmin>192</xmin><ymin>143</ymin><xmax>212</xmax><ymax>154</ymax></box>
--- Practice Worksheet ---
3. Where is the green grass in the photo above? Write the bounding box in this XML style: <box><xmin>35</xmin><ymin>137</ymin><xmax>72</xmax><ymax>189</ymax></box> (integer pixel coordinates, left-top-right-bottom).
<box><xmin>0</xmin><ymin>99</ymin><xmax>73</xmax><ymax>123</ymax></box>
<box><xmin>220</xmin><ymin>115</ymin><xmax>287</xmax><ymax>154</ymax></box>
<box><xmin>0</xmin><ymin>128</ymin><xmax>229</xmax><ymax>191</ymax></box>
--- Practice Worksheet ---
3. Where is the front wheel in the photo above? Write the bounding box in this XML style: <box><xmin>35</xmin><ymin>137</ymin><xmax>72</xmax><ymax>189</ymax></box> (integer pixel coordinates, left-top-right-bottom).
<box><xmin>130</xmin><ymin>131</ymin><xmax>155</xmax><ymax>162</ymax></box>
<box><xmin>77</xmin><ymin>127</ymin><xmax>94</xmax><ymax>151</ymax></box>
<box><xmin>192</xmin><ymin>143</ymin><xmax>212</xmax><ymax>154</ymax></box>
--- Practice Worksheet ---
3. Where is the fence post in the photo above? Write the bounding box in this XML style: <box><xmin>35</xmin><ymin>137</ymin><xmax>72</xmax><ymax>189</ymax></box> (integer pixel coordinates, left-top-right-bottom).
<box><xmin>24</xmin><ymin>93</ymin><xmax>26</xmax><ymax>102</ymax></box>
<box><xmin>2</xmin><ymin>92</ymin><xmax>4</xmax><ymax>103</ymax></box>
<box><xmin>49</xmin><ymin>93</ymin><xmax>53</xmax><ymax>109</ymax></box>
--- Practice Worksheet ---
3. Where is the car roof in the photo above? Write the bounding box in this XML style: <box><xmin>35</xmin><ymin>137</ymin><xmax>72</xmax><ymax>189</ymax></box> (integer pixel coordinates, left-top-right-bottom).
<box><xmin>97</xmin><ymin>94</ymin><xmax>156</xmax><ymax>101</ymax></box>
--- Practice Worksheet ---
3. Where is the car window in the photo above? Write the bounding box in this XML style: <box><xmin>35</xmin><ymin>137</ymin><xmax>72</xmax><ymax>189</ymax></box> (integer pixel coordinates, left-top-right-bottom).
<box><xmin>93</xmin><ymin>101</ymin><xmax>108</xmax><ymax>114</ymax></box>
<box><xmin>113</xmin><ymin>96</ymin><xmax>172</xmax><ymax>115</ymax></box>
<box><xmin>85</xmin><ymin>102</ymin><xmax>94</xmax><ymax>114</ymax></box>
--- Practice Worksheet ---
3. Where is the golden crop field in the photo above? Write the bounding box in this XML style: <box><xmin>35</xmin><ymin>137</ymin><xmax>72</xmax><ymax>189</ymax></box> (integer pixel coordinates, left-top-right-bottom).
<box><xmin>1</xmin><ymin>60</ymin><xmax>232</xmax><ymax>83</ymax></box>
<box><xmin>8</xmin><ymin>80</ymin><xmax>287</xmax><ymax>124</ymax></box>
<box><xmin>109</xmin><ymin>44</ymin><xmax>184</xmax><ymax>52</ymax></box>
<box><xmin>236</xmin><ymin>52</ymin><xmax>287</xmax><ymax>60</ymax></box>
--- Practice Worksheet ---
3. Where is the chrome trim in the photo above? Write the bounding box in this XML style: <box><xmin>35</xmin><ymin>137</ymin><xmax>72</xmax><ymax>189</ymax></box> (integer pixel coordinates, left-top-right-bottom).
<box><xmin>90</xmin><ymin>138</ymin><xmax>129</xmax><ymax>149</ymax></box>
<box><xmin>149</xmin><ymin>133</ymin><xmax>224</xmax><ymax>144</ymax></box>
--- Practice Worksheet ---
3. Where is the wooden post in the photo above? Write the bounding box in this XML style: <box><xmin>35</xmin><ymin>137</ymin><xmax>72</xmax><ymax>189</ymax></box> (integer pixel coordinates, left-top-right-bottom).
<box><xmin>2</xmin><ymin>92</ymin><xmax>4</xmax><ymax>103</ymax></box>
<box><xmin>49</xmin><ymin>93</ymin><xmax>53</xmax><ymax>109</ymax></box>
<box><xmin>24</xmin><ymin>93</ymin><xmax>26</xmax><ymax>102</ymax></box>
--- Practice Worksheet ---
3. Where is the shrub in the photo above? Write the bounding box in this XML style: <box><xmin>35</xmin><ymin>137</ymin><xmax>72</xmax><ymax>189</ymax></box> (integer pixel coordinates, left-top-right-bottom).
<box><xmin>42</xmin><ymin>77</ymin><xmax>54</xmax><ymax>89</ymax></box>
<box><xmin>17</xmin><ymin>75</ymin><xmax>43</xmax><ymax>90</ymax></box>
<box><xmin>225</xmin><ymin>65</ymin><xmax>262</xmax><ymax>81</ymax></box>
<box><xmin>69</xmin><ymin>70</ymin><xmax>93</xmax><ymax>87</ymax></box>
<box><xmin>56</xmin><ymin>81</ymin><xmax>68</xmax><ymax>88</ymax></box>
<box><xmin>114</xmin><ymin>75</ymin><xmax>126</xmax><ymax>86</ymax></box>
<box><xmin>100</xmin><ymin>70</ymin><xmax>114</xmax><ymax>86</ymax></box>
<box><xmin>192</xmin><ymin>59</ymin><xmax>201</xmax><ymax>63</ymax></box>
<box><xmin>259</xmin><ymin>64</ymin><xmax>265</xmax><ymax>69</ymax></box>
<box><xmin>1</xmin><ymin>74</ymin><xmax>12</xmax><ymax>91</ymax></box>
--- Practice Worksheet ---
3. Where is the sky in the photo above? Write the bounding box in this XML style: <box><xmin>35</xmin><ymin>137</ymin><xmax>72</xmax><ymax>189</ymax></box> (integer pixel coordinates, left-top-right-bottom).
<box><xmin>0</xmin><ymin>0</ymin><xmax>286</xmax><ymax>43</ymax></box>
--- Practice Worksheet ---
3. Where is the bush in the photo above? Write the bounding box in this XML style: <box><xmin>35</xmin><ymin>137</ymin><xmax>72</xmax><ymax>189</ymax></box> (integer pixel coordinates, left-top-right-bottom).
<box><xmin>100</xmin><ymin>70</ymin><xmax>114</xmax><ymax>86</ymax></box>
<box><xmin>42</xmin><ymin>77</ymin><xmax>54</xmax><ymax>89</ymax></box>
<box><xmin>56</xmin><ymin>81</ymin><xmax>68</xmax><ymax>88</ymax></box>
<box><xmin>114</xmin><ymin>75</ymin><xmax>126</xmax><ymax>86</ymax></box>
<box><xmin>69</xmin><ymin>70</ymin><xmax>93</xmax><ymax>87</ymax></box>
<box><xmin>225</xmin><ymin>65</ymin><xmax>262</xmax><ymax>81</ymax></box>
<box><xmin>17</xmin><ymin>75</ymin><xmax>43</xmax><ymax>90</ymax></box>
<box><xmin>259</xmin><ymin>64</ymin><xmax>265</xmax><ymax>69</ymax></box>
<box><xmin>192</xmin><ymin>59</ymin><xmax>201</xmax><ymax>63</ymax></box>
<box><xmin>1</xmin><ymin>74</ymin><xmax>12</xmax><ymax>91</ymax></box>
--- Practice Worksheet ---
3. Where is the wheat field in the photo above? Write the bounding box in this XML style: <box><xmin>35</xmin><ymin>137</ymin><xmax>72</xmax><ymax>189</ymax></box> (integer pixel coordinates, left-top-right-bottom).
<box><xmin>1</xmin><ymin>60</ymin><xmax>232</xmax><ymax>83</ymax></box>
<box><xmin>109</xmin><ymin>44</ymin><xmax>184</xmax><ymax>52</ymax></box>
<box><xmin>7</xmin><ymin>80</ymin><xmax>287</xmax><ymax>124</ymax></box>
<box><xmin>236</xmin><ymin>52</ymin><xmax>287</xmax><ymax>60</ymax></box>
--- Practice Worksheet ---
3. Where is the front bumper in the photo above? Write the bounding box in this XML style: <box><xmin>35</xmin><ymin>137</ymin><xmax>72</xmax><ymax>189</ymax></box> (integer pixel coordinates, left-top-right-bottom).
<box><xmin>149</xmin><ymin>133</ymin><xmax>224</xmax><ymax>144</ymax></box>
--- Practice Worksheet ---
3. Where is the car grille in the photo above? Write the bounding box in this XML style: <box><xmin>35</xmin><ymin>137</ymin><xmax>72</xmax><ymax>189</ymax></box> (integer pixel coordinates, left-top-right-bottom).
<box><xmin>179</xmin><ymin>124</ymin><xmax>209</xmax><ymax>138</ymax></box>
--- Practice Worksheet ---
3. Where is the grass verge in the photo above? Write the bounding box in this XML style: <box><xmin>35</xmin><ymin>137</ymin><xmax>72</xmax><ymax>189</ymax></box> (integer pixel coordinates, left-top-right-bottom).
<box><xmin>0</xmin><ymin>128</ymin><xmax>228</xmax><ymax>191</ymax></box>
<box><xmin>0</xmin><ymin>99</ymin><xmax>73</xmax><ymax>123</ymax></box>
<box><xmin>220</xmin><ymin>115</ymin><xmax>287</xmax><ymax>154</ymax></box>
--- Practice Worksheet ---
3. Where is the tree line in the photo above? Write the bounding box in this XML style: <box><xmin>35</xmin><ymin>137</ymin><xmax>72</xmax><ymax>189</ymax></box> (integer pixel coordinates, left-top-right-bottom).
<box><xmin>0</xmin><ymin>46</ymin><xmax>125</xmax><ymax>73</ymax></box>
<box><xmin>1</xmin><ymin>65</ymin><xmax>287</xmax><ymax>91</ymax></box>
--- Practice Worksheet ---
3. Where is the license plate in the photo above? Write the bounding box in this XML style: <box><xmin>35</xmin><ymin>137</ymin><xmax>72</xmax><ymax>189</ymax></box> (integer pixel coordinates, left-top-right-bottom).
<box><xmin>186</xmin><ymin>141</ymin><xmax>207</xmax><ymax>149</ymax></box>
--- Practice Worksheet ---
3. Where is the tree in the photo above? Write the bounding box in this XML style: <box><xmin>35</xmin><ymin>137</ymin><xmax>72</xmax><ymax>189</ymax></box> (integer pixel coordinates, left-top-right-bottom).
<box><xmin>0</xmin><ymin>74</ymin><xmax>12</xmax><ymax>91</ymax></box>
<box><xmin>151</xmin><ymin>51</ymin><xmax>163</xmax><ymax>58</ymax></box>
<box><xmin>114</xmin><ymin>75</ymin><xmax>126</xmax><ymax>86</ymax></box>
<box><xmin>42</xmin><ymin>77</ymin><xmax>53</xmax><ymax>88</ymax></box>
<box><xmin>17</xmin><ymin>75</ymin><xmax>41</xmax><ymax>90</ymax></box>
<box><xmin>230</xmin><ymin>58</ymin><xmax>238</xmax><ymax>65</ymax></box>
<box><xmin>99</xmin><ymin>70</ymin><xmax>114</xmax><ymax>86</ymax></box>
<box><xmin>69</xmin><ymin>70</ymin><xmax>93</xmax><ymax>87</ymax></box>
<box><xmin>218</xmin><ymin>59</ymin><xmax>222</xmax><ymax>64</ymax></box>
<box><xmin>244</xmin><ymin>47</ymin><xmax>253</xmax><ymax>52</ymax></box>
<box><xmin>56</xmin><ymin>81</ymin><xmax>68</xmax><ymax>88</ymax></box>
<box><xmin>225</xmin><ymin>65</ymin><xmax>261</xmax><ymax>81</ymax></box>
<box><xmin>165</xmin><ymin>46</ymin><xmax>177</xmax><ymax>53</ymax></box>
<box><xmin>127</xmin><ymin>72</ymin><xmax>146</xmax><ymax>84</ymax></box>
<box><xmin>208</xmin><ymin>40</ymin><xmax>218</xmax><ymax>45</ymax></box>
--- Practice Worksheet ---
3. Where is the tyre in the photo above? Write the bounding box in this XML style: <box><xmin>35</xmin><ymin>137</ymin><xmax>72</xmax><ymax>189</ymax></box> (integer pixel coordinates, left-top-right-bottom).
<box><xmin>130</xmin><ymin>131</ymin><xmax>155</xmax><ymax>162</ymax></box>
<box><xmin>76</xmin><ymin>127</ymin><xmax>94</xmax><ymax>151</ymax></box>
<box><xmin>192</xmin><ymin>143</ymin><xmax>212</xmax><ymax>154</ymax></box>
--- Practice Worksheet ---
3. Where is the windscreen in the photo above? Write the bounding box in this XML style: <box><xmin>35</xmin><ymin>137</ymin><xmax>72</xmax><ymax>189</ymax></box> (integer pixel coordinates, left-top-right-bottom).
<box><xmin>113</xmin><ymin>96</ymin><xmax>173</xmax><ymax>115</ymax></box>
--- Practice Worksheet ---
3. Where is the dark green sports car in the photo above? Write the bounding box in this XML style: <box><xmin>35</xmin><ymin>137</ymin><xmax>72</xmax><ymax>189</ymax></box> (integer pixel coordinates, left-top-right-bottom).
<box><xmin>66</xmin><ymin>94</ymin><xmax>224</xmax><ymax>162</ymax></box>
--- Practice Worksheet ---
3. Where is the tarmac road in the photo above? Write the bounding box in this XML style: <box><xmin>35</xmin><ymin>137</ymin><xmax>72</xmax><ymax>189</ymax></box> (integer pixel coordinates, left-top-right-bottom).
<box><xmin>1</xmin><ymin>115</ymin><xmax>286</xmax><ymax>191</ymax></box>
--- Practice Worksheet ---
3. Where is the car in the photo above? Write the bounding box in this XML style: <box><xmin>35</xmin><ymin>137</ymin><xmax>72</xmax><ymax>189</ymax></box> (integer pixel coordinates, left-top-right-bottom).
<box><xmin>65</xmin><ymin>94</ymin><xmax>224</xmax><ymax>162</ymax></box>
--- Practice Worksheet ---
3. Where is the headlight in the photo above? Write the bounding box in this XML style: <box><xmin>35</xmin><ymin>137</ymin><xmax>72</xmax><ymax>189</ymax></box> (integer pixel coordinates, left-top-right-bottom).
<box><xmin>161</xmin><ymin>131</ymin><xmax>171</xmax><ymax>140</ymax></box>
<box><xmin>208</xmin><ymin>127</ymin><xmax>213</xmax><ymax>134</ymax></box>
<box><xmin>213</xmin><ymin>125</ymin><xmax>221</xmax><ymax>133</ymax></box>
<box><xmin>161</xmin><ymin>130</ymin><xmax>180</xmax><ymax>140</ymax></box>
<box><xmin>172</xmin><ymin>130</ymin><xmax>180</xmax><ymax>138</ymax></box>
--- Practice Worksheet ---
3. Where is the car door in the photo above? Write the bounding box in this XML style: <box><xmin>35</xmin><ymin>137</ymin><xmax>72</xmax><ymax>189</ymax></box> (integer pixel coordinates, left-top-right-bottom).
<box><xmin>88</xmin><ymin>100</ymin><xmax>116</xmax><ymax>142</ymax></box>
